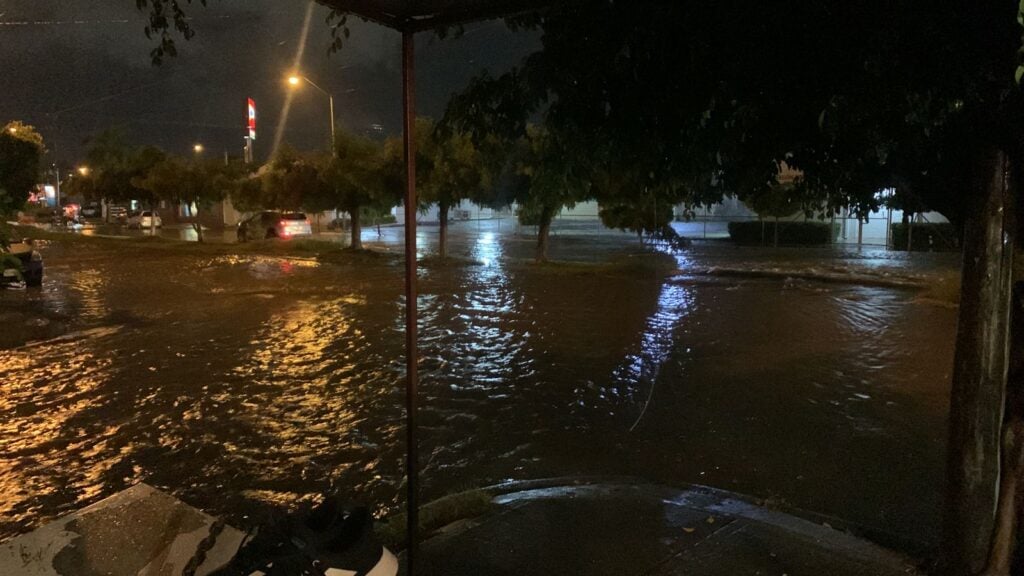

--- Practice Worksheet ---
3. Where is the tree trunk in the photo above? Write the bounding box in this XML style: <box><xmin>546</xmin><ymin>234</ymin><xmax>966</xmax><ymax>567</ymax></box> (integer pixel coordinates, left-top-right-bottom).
<box><xmin>536</xmin><ymin>206</ymin><xmax>554</xmax><ymax>263</ymax></box>
<box><xmin>439</xmin><ymin>201</ymin><xmax>449</xmax><ymax>259</ymax></box>
<box><xmin>150</xmin><ymin>202</ymin><xmax>157</xmax><ymax>236</ymax></box>
<box><xmin>986</xmin><ymin>415</ymin><xmax>1024</xmax><ymax>575</ymax></box>
<box><xmin>984</xmin><ymin>159</ymin><xmax>1024</xmax><ymax>576</ymax></box>
<box><xmin>193</xmin><ymin>221</ymin><xmax>204</xmax><ymax>243</ymax></box>
<box><xmin>907</xmin><ymin>212</ymin><xmax>915</xmax><ymax>252</ymax></box>
<box><xmin>943</xmin><ymin>147</ymin><xmax>1016</xmax><ymax>575</ymax></box>
<box><xmin>773</xmin><ymin>216</ymin><xmax>779</xmax><ymax>247</ymax></box>
<box><xmin>350</xmin><ymin>208</ymin><xmax>362</xmax><ymax>250</ymax></box>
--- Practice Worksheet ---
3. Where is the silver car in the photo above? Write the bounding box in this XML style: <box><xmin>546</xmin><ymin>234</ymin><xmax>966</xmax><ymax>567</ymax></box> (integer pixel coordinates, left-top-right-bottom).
<box><xmin>127</xmin><ymin>211</ymin><xmax>162</xmax><ymax>229</ymax></box>
<box><xmin>237</xmin><ymin>211</ymin><xmax>313</xmax><ymax>242</ymax></box>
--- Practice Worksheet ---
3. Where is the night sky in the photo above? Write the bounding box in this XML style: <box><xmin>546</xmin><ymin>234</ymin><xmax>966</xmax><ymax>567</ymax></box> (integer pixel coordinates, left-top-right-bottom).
<box><xmin>0</xmin><ymin>0</ymin><xmax>539</xmax><ymax>165</ymax></box>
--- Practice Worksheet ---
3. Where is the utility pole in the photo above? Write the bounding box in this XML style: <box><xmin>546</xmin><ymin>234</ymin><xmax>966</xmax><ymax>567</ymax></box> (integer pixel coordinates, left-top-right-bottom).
<box><xmin>54</xmin><ymin>163</ymin><xmax>61</xmax><ymax>210</ymax></box>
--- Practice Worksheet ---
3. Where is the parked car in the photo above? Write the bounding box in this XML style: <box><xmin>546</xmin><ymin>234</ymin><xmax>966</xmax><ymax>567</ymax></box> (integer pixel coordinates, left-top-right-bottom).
<box><xmin>1</xmin><ymin>239</ymin><xmax>43</xmax><ymax>288</ymax></box>
<box><xmin>127</xmin><ymin>211</ymin><xmax>162</xmax><ymax>229</ymax></box>
<box><xmin>108</xmin><ymin>205</ymin><xmax>128</xmax><ymax>223</ymax></box>
<box><xmin>237</xmin><ymin>211</ymin><xmax>313</xmax><ymax>242</ymax></box>
<box><xmin>80</xmin><ymin>203</ymin><xmax>101</xmax><ymax>218</ymax></box>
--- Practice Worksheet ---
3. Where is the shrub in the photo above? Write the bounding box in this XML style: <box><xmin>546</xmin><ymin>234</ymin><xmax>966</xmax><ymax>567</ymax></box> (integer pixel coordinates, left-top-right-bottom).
<box><xmin>890</xmin><ymin>222</ymin><xmax>960</xmax><ymax>251</ymax></box>
<box><xmin>728</xmin><ymin>221</ymin><xmax>837</xmax><ymax>245</ymax></box>
<box><xmin>360</xmin><ymin>206</ymin><xmax>396</xmax><ymax>226</ymax></box>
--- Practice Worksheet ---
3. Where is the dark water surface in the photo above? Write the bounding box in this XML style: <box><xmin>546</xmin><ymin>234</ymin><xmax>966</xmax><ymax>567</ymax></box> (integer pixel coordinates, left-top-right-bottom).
<box><xmin>0</xmin><ymin>226</ymin><xmax>957</xmax><ymax>548</ymax></box>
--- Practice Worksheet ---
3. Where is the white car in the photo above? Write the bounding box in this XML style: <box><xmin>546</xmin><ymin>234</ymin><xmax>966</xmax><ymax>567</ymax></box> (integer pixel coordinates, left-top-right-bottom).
<box><xmin>127</xmin><ymin>211</ymin><xmax>162</xmax><ymax>229</ymax></box>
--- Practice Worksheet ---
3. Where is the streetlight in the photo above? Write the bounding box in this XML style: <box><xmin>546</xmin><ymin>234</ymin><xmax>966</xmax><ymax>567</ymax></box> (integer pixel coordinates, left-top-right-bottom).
<box><xmin>287</xmin><ymin>72</ymin><xmax>336</xmax><ymax>151</ymax></box>
<box><xmin>193</xmin><ymin>143</ymin><xmax>204</xmax><ymax>154</ymax></box>
<box><xmin>78</xmin><ymin>166</ymin><xmax>90</xmax><ymax>176</ymax></box>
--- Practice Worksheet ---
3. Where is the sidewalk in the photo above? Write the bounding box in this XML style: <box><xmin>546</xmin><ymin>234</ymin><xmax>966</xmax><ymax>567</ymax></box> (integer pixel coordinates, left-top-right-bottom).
<box><xmin>417</xmin><ymin>481</ymin><xmax>923</xmax><ymax>576</ymax></box>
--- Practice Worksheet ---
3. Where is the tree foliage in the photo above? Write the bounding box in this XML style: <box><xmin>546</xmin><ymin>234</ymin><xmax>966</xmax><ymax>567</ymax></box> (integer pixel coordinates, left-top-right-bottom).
<box><xmin>135</xmin><ymin>155</ymin><xmax>243</xmax><ymax>241</ymax></box>
<box><xmin>133</xmin><ymin>0</ymin><xmax>207</xmax><ymax>64</ymax></box>
<box><xmin>80</xmin><ymin>128</ymin><xmax>167</xmax><ymax>208</ymax></box>
<box><xmin>442</xmin><ymin>1</ymin><xmax>1023</xmax><ymax>233</ymax></box>
<box><xmin>325</xmin><ymin>131</ymin><xmax>395</xmax><ymax>249</ymax></box>
<box><xmin>512</xmin><ymin>124</ymin><xmax>592</xmax><ymax>261</ymax></box>
<box><xmin>0</xmin><ymin>121</ymin><xmax>44</xmax><ymax>219</ymax></box>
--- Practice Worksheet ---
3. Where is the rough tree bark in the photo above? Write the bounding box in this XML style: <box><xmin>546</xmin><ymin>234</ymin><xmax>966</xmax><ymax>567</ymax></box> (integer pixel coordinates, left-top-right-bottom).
<box><xmin>350</xmin><ymin>208</ymin><xmax>362</xmax><ymax>250</ymax></box>
<box><xmin>535</xmin><ymin>205</ymin><xmax>555</xmax><ymax>263</ymax></box>
<box><xmin>944</xmin><ymin>147</ymin><xmax>1016</xmax><ymax>575</ymax></box>
<box><xmin>983</xmin><ymin>161</ymin><xmax>1024</xmax><ymax>576</ymax></box>
<box><xmin>439</xmin><ymin>200</ymin><xmax>449</xmax><ymax>259</ymax></box>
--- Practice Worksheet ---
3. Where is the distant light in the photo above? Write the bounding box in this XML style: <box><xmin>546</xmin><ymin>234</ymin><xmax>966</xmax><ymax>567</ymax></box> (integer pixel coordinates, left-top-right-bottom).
<box><xmin>7</xmin><ymin>127</ymin><xmax>16</xmax><ymax>134</ymax></box>
<box><xmin>77</xmin><ymin>166</ymin><xmax>90</xmax><ymax>176</ymax></box>
<box><xmin>288</xmin><ymin>76</ymin><xmax>301</xmax><ymax>86</ymax></box>
<box><xmin>193</xmin><ymin>144</ymin><xmax>204</xmax><ymax>154</ymax></box>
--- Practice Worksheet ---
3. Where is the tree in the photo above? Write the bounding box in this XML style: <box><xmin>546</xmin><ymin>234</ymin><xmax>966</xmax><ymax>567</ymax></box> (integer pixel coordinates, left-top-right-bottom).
<box><xmin>64</xmin><ymin>171</ymin><xmax>99</xmax><ymax>205</ymax></box>
<box><xmin>136</xmin><ymin>156</ymin><xmax>236</xmax><ymax>242</ymax></box>
<box><xmin>512</xmin><ymin>124</ymin><xmax>591</xmax><ymax>262</ymax></box>
<box><xmin>597</xmin><ymin>197</ymin><xmax>676</xmax><ymax>245</ymax></box>
<box><xmin>82</xmin><ymin>128</ymin><xmax>167</xmax><ymax>227</ymax></box>
<box><xmin>382</xmin><ymin>117</ymin><xmax>437</xmax><ymax>227</ymax></box>
<box><xmin>446</xmin><ymin>2</ymin><xmax>1024</xmax><ymax>569</ymax></box>
<box><xmin>229</xmin><ymin>170</ymin><xmax>268</xmax><ymax>214</ymax></box>
<box><xmin>0</xmin><ymin>121</ymin><xmax>44</xmax><ymax>221</ymax></box>
<box><xmin>417</xmin><ymin>118</ymin><xmax>495</xmax><ymax>258</ymax></box>
<box><xmin>256</xmin><ymin>145</ymin><xmax>315</xmax><ymax>212</ymax></box>
<box><xmin>323</xmin><ymin>130</ymin><xmax>395</xmax><ymax>250</ymax></box>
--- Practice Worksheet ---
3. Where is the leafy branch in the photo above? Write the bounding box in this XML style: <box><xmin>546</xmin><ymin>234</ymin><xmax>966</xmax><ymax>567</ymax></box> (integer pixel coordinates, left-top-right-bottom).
<box><xmin>1017</xmin><ymin>0</ymin><xmax>1024</xmax><ymax>84</ymax></box>
<box><xmin>134</xmin><ymin>0</ymin><xmax>207</xmax><ymax>65</ymax></box>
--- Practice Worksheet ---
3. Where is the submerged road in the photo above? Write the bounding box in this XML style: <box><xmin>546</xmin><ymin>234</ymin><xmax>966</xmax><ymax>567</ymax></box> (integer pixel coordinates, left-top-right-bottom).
<box><xmin>0</xmin><ymin>222</ymin><xmax>958</xmax><ymax>550</ymax></box>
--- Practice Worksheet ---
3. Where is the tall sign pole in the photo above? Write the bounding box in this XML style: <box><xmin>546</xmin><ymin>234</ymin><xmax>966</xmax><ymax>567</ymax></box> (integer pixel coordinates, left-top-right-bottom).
<box><xmin>245</xmin><ymin>98</ymin><xmax>257</xmax><ymax>164</ymax></box>
<box><xmin>402</xmin><ymin>29</ymin><xmax>420</xmax><ymax>575</ymax></box>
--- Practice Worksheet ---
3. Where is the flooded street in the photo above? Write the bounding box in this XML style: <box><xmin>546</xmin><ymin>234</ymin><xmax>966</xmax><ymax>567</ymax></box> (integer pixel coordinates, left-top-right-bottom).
<box><xmin>0</xmin><ymin>221</ymin><xmax>957</xmax><ymax>549</ymax></box>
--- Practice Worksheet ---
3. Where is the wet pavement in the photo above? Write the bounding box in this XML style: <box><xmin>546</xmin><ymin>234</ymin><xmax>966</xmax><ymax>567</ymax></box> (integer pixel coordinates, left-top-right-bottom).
<box><xmin>0</xmin><ymin>219</ymin><xmax>958</xmax><ymax>554</ymax></box>
<box><xmin>418</xmin><ymin>481</ymin><xmax>922</xmax><ymax>576</ymax></box>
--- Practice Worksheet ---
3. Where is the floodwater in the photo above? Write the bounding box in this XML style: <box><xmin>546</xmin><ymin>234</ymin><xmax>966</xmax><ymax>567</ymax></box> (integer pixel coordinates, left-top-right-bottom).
<box><xmin>0</xmin><ymin>220</ymin><xmax>958</xmax><ymax>550</ymax></box>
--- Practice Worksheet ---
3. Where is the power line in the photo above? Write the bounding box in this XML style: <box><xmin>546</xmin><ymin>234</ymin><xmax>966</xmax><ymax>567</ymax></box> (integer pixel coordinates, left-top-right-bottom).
<box><xmin>0</xmin><ymin>11</ymin><xmax>285</xmax><ymax>28</ymax></box>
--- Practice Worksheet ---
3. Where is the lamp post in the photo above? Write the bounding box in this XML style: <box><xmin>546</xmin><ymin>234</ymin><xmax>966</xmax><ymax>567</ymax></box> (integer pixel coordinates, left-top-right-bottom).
<box><xmin>53</xmin><ymin>163</ymin><xmax>61</xmax><ymax>209</ymax></box>
<box><xmin>288</xmin><ymin>74</ymin><xmax>336</xmax><ymax>151</ymax></box>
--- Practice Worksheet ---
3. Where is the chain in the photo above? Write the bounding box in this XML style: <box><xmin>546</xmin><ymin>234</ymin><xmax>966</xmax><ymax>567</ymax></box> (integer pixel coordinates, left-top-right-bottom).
<box><xmin>182</xmin><ymin>518</ymin><xmax>227</xmax><ymax>576</ymax></box>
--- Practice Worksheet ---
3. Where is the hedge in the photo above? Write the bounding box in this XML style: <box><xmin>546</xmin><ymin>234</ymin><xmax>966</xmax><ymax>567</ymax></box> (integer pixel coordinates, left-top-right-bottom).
<box><xmin>728</xmin><ymin>221</ymin><xmax>838</xmax><ymax>245</ymax></box>
<box><xmin>890</xmin><ymin>222</ymin><xmax>960</xmax><ymax>251</ymax></box>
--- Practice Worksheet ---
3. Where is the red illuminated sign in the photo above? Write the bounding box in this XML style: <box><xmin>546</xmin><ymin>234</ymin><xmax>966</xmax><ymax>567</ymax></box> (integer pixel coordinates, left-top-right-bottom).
<box><xmin>247</xmin><ymin>98</ymin><xmax>256</xmax><ymax>140</ymax></box>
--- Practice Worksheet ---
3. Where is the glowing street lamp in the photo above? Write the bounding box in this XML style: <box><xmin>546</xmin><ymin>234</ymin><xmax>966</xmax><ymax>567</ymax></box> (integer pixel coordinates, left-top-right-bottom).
<box><xmin>287</xmin><ymin>72</ymin><xmax>336</xmax><ymax>151</ymax></box>
<box><xmin>193</xmin><ymin>143</ymin><xmax>204</xmax><ymax>154</ymax></box>
<box><xmin>77</xmin><ymin>166</ymin><xmax>90</xmax><ymax>176</ymax></box>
